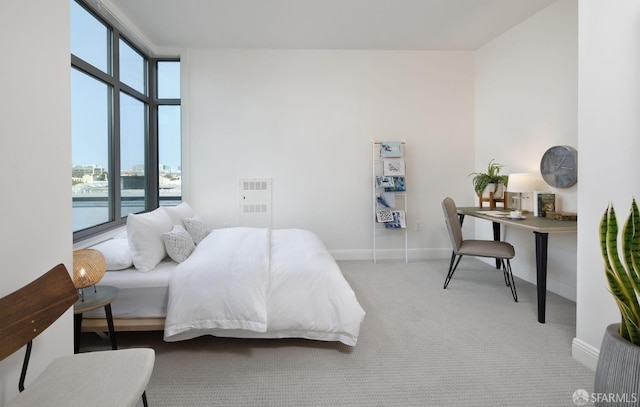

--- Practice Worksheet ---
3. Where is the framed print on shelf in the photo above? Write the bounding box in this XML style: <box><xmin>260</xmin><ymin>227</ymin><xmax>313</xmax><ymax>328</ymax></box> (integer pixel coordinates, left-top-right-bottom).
<box><xmin>383</xmin><ymin>159</ymin><xmax>405</xmax><ymax>176</ymax></box>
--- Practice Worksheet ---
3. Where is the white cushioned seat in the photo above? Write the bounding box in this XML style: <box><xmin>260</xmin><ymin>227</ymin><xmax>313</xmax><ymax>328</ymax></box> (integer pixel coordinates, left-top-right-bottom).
<box><xmin>457</xmin><ymin>239</ymin><xmax>515</xmax><ymax>259</ymax></box>
<box><xmin>6</xmin><ymin>348</ymin><xmax>155</xmax><ymax>407</ymax></box>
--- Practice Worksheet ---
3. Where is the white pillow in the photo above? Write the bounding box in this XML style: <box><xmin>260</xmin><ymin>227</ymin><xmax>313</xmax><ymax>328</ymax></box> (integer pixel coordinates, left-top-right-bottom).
<box><xmin>127</xmin><ymin>208</ymin><xmax>173</xmax><ymax>272</ymax></box>
<box><xmin>91</xmin><ymin>239</ymin><xmax>133</xmax><ymax>271</ymax></box>
<box><xmin>164</xmin><ymin>202</ymin><xmax>196</xmax><ymax>226</ymax></box>
<box><xmin>163</xmin><ymin>225</ymin><xmax>195</xmax><ymax>263</ymax></box>
<box><xmin>183</xmin><ymin>215</ymin><xmax>211</xmax><ymax>245</ymax></box>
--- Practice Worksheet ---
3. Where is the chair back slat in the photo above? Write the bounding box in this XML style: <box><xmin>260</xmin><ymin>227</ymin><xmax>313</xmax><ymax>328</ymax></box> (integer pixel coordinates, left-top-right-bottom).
<box><xmin>442</xmin><ymin>197</ymin><xmax>463</xmax><ymax>252</ymax></box>
<box><xmin>0</xmin><ymin>264</ymin><xmax>78</xmax><ymax>361</ymax></box>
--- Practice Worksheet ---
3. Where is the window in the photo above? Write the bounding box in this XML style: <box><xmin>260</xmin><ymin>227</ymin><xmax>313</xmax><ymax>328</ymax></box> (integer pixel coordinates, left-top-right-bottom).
<box><xmin>70</xmin><ymin>0</ymin><xmax>109</xmax><ymax>73</ymax></box>
<box><xmin>157</xmin><ymin>61</ymin><xmax>181</xmax><ymax>207</ymax></box>
<box><xmin>120</xmin><ymin>92</ymin><xmax>147</xmax><ymax>216</ymax></box>
<box><xmin>157</xmin><ymin>61</ymin><xmax>181</xmax><ymax>99</ymax></box>
<box><xmin>71</xmin><ymin>0</ymin><xmax>181</xmax><ymax>240</ymax></box>
<box><xmin>119</xmin><ymin>39</ymin><xmax>146</xmax><ymax>94</ymax></box>
<box><xmin>158</xmin><ymin>105</ymin><xmax>182</xmax><ymax>205</ymax></box>
<box><xmin>71</xmin><ymin>68</ymin><xmax>111</xmax><ymax>231</ymax></box>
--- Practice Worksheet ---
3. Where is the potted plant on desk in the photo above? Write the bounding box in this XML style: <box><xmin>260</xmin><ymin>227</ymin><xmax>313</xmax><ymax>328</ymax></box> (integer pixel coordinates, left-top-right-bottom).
<box><xmin>595</xmin><ymin>199</ymin><xmax>640</xmax><ymax>405</ymax></box>
<box><xmin>470</xmin><ymin>159</ymin><xmax>508</xmax><ymax>208</ymax></box>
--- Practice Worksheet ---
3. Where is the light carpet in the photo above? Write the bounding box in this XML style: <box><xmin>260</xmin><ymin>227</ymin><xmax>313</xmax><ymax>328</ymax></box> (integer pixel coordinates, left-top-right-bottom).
<box><xmin>82</xmin><ymin>259</ymin><xmax>595</xmax><ymax>406</ymax></box>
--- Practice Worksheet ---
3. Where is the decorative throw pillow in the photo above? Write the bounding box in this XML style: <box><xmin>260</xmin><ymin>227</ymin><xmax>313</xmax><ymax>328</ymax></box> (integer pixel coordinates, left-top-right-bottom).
<box><xmin>163</xmin><ymin>225</ymin><xmax>195</xmax><ymax>263</ymax></box>
<box><xmin>183</xmin><ymin>215</ymin><xmax>211</xmax><ymax>245</ymax></box>
<box><xmin>127</xmin><ymin>208</ymin><xmax>173</xmax><ymax>272</ymax></box>
<box><xmin>91</xmin><ymin>238</ymin><xmax>133</xmax><ymax>271</ymax></box>
<box><xmin>163</xmin><ymin>202</ymin><xmax>196</xmax><ymax>226</ymax></box>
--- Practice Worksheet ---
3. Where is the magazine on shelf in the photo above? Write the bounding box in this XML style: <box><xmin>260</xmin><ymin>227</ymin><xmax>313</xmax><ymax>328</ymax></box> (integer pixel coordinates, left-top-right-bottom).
<box><xmin>383</xmin><ymin>158</ymin><xmax>405</xmax><ymax>176</ymax></box>
<box><xmin>379</xmin><ymin>141</ymin><xmax>403</xmax><ymax>158</ymax></box>
<box><xmin>376</xmin><ymin>192</ymin><xmax>396</xmax><ymax>208</ymax></box>
<box><xmin>384</xmin><ymin>176</ymin><xmax>405</xmax><ymax>192</ymax></box>
<box><xmin>376</xmin><ymin>208</ymin><xmax>394</xmax><ymax>223</ymax></box>
<box><xmin>385</xmin><ymin>210</ymin><xmax>407</xmax><ymax>229</ymax></box>
<box><xmin>376</xmin><ymin>176</ymin><xmax>395</xmax><ymax>189</ymax></box>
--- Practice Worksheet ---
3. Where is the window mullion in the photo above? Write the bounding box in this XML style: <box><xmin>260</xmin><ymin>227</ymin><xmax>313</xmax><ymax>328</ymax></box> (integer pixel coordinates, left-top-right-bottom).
<box><xmin>148</xmin><ymin>59</ymin><xmax>159</xmax><ymax>208</ymax></box>
<box><xmin>111</xmin><ymin>31</ymin><xmax>121</xmax><ymax>222</ymax></box>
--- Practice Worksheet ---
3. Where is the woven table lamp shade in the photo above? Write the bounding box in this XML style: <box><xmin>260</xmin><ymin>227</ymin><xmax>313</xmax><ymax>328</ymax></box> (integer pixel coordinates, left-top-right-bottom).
<box><xmin>72</xmin><ymin>249</ymin><xmax>106</xmax><ymax>290</ymax></box>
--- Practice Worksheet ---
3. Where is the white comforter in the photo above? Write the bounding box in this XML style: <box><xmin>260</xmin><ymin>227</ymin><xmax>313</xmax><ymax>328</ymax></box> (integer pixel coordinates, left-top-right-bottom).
<box><xmin>164</xmin><ymin>227</ymin><xmax>365</xmax><ymax>346</ymax></box>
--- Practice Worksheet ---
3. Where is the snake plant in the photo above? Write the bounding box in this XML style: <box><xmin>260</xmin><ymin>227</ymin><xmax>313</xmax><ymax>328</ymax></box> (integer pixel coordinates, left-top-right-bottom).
<box><xmin>600</xmin><ymin>199</ymin><xmax>640</xmax><ymax>345</ymax></box>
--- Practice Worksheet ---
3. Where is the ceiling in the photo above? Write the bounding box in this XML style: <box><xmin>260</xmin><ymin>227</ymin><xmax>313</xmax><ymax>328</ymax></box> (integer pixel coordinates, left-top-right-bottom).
<box><xmin>105</xmin><ymin>0</ymin><xmax>557</xmax><ymax>51</ymax></box>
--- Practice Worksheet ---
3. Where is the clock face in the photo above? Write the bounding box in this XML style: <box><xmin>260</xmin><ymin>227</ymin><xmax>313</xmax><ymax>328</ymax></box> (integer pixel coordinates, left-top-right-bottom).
<box><xmin>540</xmin><ymin>145</ymin><xmax>578</xmax><ymax>188</ymax></box>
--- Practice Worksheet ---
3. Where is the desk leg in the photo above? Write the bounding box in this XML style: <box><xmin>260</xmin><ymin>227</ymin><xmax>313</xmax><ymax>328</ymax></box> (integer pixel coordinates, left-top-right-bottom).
<box><xmin>105</xmin><ymin>304</ymin><xmax>118</xmax><ymax>350</ymax></box>
<box><xmin>493</xmin><ymin>221</ymin><xmax>501</xmax><ymax>269</ymax></box>
<box><xmin>534</xmin><ymin>231</ymin><xmax>549</xmax><ymax>323</ymax></box>
<box><xmin>74</xmin><ymin>313</ymin><xmax>82</xmax><ymax>354</ymax></box>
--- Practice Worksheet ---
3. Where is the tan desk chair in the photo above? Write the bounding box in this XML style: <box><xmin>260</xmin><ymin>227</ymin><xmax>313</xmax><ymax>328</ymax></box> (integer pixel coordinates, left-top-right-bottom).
<box><xmin>0</xmin><ymin>264</ymin><xmax>155</xmax><ymax>407</ymax></box>
<box><xmin>442</xmin><ymin>197</ymin><xmax>518</xmax><ymax>302</ymax></box>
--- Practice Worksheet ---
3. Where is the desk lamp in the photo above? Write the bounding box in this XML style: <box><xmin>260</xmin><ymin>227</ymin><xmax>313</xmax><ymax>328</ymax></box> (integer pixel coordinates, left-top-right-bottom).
<box><xmin>72</xmin><ymin>249</ymin><xmax>106</xmax><ymax>301</ymax></box>
<box><xmin>507</xmin><ymin>173</ymin><xmax>535</xmax><ymax>212</ymax></box>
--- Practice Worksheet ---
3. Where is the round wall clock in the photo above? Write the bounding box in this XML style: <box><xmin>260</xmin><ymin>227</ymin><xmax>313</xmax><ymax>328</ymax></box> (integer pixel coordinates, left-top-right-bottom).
<box><xmin>540</xmin><ymin>145</ymin><xmax>578</xmax><ymax>188</ymax></box>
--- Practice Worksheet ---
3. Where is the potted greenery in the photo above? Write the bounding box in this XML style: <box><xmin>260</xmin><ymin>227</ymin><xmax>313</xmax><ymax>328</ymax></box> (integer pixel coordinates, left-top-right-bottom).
<box><xmin>470</xmin><ymin>159</ymin><xmax>509</xmax><ymax>199</ymax></box>
<box><xmin>595</xmin><ymin>199</ymin><xmax>640</xmax><ymax>405</ymax></box>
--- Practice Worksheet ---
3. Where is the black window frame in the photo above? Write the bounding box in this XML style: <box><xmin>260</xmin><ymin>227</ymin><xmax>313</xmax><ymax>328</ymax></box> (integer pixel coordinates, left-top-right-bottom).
<box><xmin>72</xmin><ymin>0</ymin><xmax>180</xmax><ymax>242</ymax></box>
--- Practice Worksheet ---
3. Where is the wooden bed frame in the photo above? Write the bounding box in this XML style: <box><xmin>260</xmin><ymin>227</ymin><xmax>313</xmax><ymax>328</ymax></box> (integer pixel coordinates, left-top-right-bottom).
<box><xmin>82</xmin><ymin>317</ymin><xmax>165</xmax><ymax>332</ymax></box>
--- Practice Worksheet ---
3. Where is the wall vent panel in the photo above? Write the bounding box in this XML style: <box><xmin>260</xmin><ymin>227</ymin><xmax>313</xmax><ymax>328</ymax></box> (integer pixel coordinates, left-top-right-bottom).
<box><xmin>239</xmin><ymin>178</ymin><xmax>272</xmax><ymax>227</ymax></box>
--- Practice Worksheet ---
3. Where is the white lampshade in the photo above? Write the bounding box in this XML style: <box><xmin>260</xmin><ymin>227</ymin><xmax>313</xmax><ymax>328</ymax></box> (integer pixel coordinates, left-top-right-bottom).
<box><xmin>507</xmin><ymin>173</ymin><xmax>535</xmax><ymax>192</ymax></box>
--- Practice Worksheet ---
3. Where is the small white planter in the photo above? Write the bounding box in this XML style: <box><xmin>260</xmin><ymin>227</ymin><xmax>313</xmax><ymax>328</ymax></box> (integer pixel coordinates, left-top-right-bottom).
<box><xmin>481</xmin><ymin>183</ymin><xmax>505</xmax><ymax>199</ymax></box>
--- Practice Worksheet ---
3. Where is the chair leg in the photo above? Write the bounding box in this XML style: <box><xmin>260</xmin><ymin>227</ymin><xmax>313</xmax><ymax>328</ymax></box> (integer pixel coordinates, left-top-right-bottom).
<box><xmin>501</xmin><ymin>259</ymin><xmax>518</xmax><ymax>302</ymax></box>
<box><xmin>501</xmin><ymin>259</ymin><xmax>510</xmax><ymax>287</ymax></box>
<box><xmin>444</xmin><ymin>253</ymin><xmax>463</xmax><ymax>289</ymax></box>
<box><xmin>142</xmin><ymin>391</ymin><xmax>149</xmax><ymax>407</ymax></box>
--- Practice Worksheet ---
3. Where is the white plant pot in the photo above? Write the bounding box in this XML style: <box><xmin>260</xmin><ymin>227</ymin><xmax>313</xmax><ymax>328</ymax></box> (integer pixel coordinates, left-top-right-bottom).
<box><xmin>481</xmin><ymin>183</ymin><xmax>505</xmax><ymax>199</ymax></box>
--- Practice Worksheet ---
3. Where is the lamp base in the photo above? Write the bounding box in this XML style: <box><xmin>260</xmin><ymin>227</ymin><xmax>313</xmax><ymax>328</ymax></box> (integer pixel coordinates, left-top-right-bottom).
<box><xmin>77</xmin><ymin>285</ymin><xmax>97</xmax><ymax>302</ymax></box>
<box><xmin>510</xmin><ymin>192</ymin><xmax>532</xmax><ymax>213</ymax></box>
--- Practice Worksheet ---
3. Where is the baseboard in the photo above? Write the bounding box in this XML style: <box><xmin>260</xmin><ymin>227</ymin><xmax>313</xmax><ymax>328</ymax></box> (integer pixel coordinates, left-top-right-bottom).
<box><xmin>329</xmin><ymin>248</ymin><xmax>451</xmax><ymax>262</ymax></box>
<box><xmin>572</xmin><ymin>337</ymin><xmax>599</xmax><ymax>371</ymax></box>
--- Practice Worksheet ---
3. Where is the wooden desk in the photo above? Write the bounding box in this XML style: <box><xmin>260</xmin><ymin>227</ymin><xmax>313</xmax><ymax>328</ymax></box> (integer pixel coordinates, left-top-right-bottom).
<box><xmin>457</xmin><ymin>207</ymin><xmax>577</xmax><ymax>323</ymax></box>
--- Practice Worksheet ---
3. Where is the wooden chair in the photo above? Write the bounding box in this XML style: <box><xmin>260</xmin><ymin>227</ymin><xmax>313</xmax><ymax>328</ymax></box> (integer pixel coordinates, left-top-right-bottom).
<box><xmin>0</xmin><ymin>264</ymin><xmax>155</xmax><ymax>407</ymax></box>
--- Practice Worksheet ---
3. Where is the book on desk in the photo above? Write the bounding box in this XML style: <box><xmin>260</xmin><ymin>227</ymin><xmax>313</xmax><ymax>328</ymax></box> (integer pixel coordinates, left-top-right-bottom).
<box><xmin>533</xmin><ymin>192</ymin><xmax>556</xmax><ymax>217</ymax></box>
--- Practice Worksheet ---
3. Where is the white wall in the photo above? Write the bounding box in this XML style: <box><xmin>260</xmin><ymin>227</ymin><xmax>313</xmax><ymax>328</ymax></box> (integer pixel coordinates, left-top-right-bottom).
<box><xmin>0</xmin><ymin>1</ymin><xmax>72</xmax><ymax>404</ymax></box>
<box><xmin>573</xmin><ymin>0</ymin><xmax>640</xmax><ymax>370</ymax></box>
<box><xmin>475</xmin><ymin>0</ymin><xmax>578</xmax><ymax>300</ymax></box>
<box><xmin>183</xmin><ymin>49</ymin><xmax>475</xmax><ymax>260</ymax></box>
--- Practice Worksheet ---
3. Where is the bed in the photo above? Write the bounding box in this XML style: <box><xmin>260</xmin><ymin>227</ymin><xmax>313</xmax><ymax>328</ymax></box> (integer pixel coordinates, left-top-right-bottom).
<box><xmin>82</xmin><ymin>203</ymin><xmax>366</xmax><ymax>346</ymax></box>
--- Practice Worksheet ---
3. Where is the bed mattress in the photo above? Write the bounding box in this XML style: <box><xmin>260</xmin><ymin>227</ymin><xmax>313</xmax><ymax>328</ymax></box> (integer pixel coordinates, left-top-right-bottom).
<box><xmin>83</xmin><ymin>259</ymin><xmax>176</xmax><ymax>319</ymax></box>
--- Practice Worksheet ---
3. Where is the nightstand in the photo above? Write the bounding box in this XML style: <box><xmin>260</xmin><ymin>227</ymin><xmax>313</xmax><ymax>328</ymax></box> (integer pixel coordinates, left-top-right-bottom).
<box><xmin>73</xmin><ymin>285</ymin><xmax>119</xmax><ymax>353</ymax></box>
